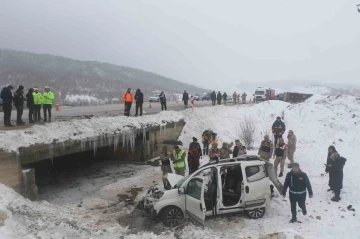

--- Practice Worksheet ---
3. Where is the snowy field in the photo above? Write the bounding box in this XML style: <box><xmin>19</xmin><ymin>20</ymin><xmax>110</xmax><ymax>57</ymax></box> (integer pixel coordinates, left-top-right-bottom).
<box><xmin>1</xmin><ymin>95</ymin><xmax>360</xmax><ymax>238</ymax></box>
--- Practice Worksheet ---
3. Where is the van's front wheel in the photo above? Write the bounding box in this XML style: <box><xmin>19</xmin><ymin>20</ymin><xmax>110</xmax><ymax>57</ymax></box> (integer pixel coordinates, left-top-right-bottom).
<box><xmin>245</xmin><ymin>207</ymin><xmax>265</xmax><ymax>219</ymax></box>
<box><xmin>161</xmin><ymin>206</ymin><xmax>184</xmax><ymax>227</ymax></box>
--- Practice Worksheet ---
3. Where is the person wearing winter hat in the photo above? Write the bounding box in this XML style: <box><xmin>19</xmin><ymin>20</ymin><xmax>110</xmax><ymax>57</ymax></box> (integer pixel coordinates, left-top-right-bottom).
<box><xmin>42</xmin><ymin>86</ymin><xmax>54</xmax><ymax>122</ymax></box>
<box><xmin>13</xmin><ymin>85</ymin><xmax>26</xmax><ymax>125</ymax></box>
<box><xmin>0</xmin><ymin>85</ymin><xmax>14</xmax><ymax>126</ymax></box>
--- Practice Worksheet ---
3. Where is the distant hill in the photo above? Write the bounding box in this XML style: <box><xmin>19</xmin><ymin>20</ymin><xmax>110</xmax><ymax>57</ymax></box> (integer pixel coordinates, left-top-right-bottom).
<box><xmin>0</xmin><ymin>49</ymin><xmax>208</xmax><ymax>104</ymax></box>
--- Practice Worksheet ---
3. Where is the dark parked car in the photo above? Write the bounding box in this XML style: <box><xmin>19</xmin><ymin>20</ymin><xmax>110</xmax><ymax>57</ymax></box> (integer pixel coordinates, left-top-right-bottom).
<box><xmin>202</xmin><ymin>93</ymin><xmax>212</xmax><ymax>101</ymax></box>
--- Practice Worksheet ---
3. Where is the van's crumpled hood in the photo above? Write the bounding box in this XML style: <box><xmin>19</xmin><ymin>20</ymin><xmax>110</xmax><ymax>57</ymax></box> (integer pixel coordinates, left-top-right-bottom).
<box><xmin>166</xmin><ymin>173</ymin><xmax>185</xmax><ymax>188</ymax></box>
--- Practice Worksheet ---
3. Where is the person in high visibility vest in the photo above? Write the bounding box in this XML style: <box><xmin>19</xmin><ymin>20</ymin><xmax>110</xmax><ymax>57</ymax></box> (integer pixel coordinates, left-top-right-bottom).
<box><xmin>33</xmin><ymin>87</ymin><xmax>43</xmax><ymax>122</ymax></box>
<box><xmin>171</xmin><ymin>145</ymin><xmax>186</xmax><ymax>176</ymax></box>
<box><xmin>122</xmin><ymin>88</ymin><xmax>133</xmax><ymax>117</ymax></box>
<box><xmin>42</xmin><ymin>86</ymin><xmax>55</xmax><ymax>122</ymax></box>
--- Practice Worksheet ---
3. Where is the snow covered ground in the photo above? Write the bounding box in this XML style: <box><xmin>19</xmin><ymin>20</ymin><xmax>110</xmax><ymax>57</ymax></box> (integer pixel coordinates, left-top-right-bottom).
<box><xmin>1</xmin><ymin>95</ymin><xmax>360</xmax><ymax>238</ymax></box>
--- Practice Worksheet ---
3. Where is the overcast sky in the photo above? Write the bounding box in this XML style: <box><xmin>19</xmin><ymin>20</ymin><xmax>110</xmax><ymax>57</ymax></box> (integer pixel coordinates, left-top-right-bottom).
<box><xmin>0</xmin><ymin>0</ymin><xmax>359</xmax><ymax>88</ymax></box>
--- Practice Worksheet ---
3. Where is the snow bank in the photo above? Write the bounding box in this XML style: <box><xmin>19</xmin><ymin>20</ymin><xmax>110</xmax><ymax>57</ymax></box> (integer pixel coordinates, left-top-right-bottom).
<box><xmin>0</xmin><ymin>111</ymin><xmax>184</xmax><ymax>152</ymax></box>
<box><xmin>64</xmin><ymin>94</ymin><xmax>106</xmax><ymax>106</ymax></box>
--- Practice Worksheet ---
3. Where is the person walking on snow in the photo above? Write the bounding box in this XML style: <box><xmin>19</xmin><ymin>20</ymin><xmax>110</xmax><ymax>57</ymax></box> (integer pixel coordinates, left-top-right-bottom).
<box><xmin>26</xmin><ymin>88</ymin><xmax>35</xmax><ymax>123</ymax></box>
<box><xmin>326</xmin><ymin>146</ymin><xmax>346</xmax><ymax>202</ymax></box>
<box><xmin>272</xmin><ymin>116</ymin><xmax>286</xmax><ymax>146</ymax></box>
<box><xmin>217</xmin><ymin>91</ymin><xmax>222</xmax><ymax>105</ymax></box>
<box><xmin>189</xmin><ymin>95</ymin><xmax>195</xmax><ymax>109</ymax></box>
<box><xmin>287</xmin><ymin>130</ymin><xmax>297</xmax><ymax>168</ymax></box>
<box><xmin>134</xmin><ymin>89</ymin><xmax>143</xmax><ymax>116</ymax></box>
<box><xmin>211</xmin><ymin>91</ymin><xmax>216</xmax><ymax>106</ymax></box>
<box><xmin>33</xmin><ymin>87</ymin><xmax>43</xmax><ymax>122</ymax></box>
<box><xmin>171</xmin><ymin>145</ymin><xmax>186</xmax><ymax>176</ymax></box>
<box><xmin>160</xmin><ymin>146</ymin><xmax>172</xmax><ymax>187</ymax></box>
<box><xmin>159</xmin><ymin>91</ymin><xmax>167</xmax><ymax>111</ymax></box>
<box><xmin>258</xmin><ymin>135</ymin><xmax>274</xmax><ymax>161</ymax></box>
<box><xmin>182</xmin><ymin>90</ymin><xmax>189</xmax><ymax>108</ymax></box>
<box><xmin>122</xmin><ymin>88</ymin><xmax>133</xmax><ymax>117</ymax></box>
<box><xmin>13</xmin><ymin>85</ymin><xmax>26</xmax><ymax>125</ymax></box>
<box><xmin>282</xmin><ymin>163</ymin><xmax>313</xmax><ymax>223</ymax></box>
<box><xmin>202</xmin><ymin>132</ymin><xmax>210</xmax><ymax>155</ymax></box>
<box><xmin>1</xmin><ymin>85</ymin><xmax>14</xmax><ymax>127</ymax></box>
<box><xmin>232</xmin><ymin>92</ymin><xmax>237</xmax><ymax>104</ymax></box>
<box><xmin>42</xmin><ymin>86</ymin><xmax>54</xmax><ymax>122</ymax></box>
<box><xmin>223</xmin><ymin>92</ymin><xmax>228</xmax><ymax>105</ymax></box>
<box><xmin>233</xmin><ymin>140</ymin><xmax>246</xmax><ymax>157</ymax></box>
<box><xmin>188</xmin><ymin>137</ymin><xmax>202</xmax><ymax>174</ymax></box>
<box><xmin>274</xmin><ymin>138</ymin><xmax>288</xmax><ymax>177</ymax></box>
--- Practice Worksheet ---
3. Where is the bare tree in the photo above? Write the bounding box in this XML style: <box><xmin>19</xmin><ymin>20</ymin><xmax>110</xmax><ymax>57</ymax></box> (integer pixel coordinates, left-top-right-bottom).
<box><xmin>238</xmin><ymin>115</ymin><xmax>256</xmax><ymax>150</ymax></box>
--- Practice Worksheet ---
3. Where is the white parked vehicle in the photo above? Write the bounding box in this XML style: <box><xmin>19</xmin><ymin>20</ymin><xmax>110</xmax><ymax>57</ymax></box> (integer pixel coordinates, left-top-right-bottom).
<box><xmin>149</xmin><ymin>95</ymin><xmax>160</xmax><ymax>102</ymax></box>
<box><xmin>253</xmin><ymin>87</ymin><xmax>266</xmax><ymax>103</ymax></box>
<box><xmin>227</xmin><ymin>96</ymin><xmax>233</xmax><ymax>103</ymax></box>
<box><xmin>142</xmin><ymin>155</ymin><xmax>282</xmax><ymax>227</ymax></box>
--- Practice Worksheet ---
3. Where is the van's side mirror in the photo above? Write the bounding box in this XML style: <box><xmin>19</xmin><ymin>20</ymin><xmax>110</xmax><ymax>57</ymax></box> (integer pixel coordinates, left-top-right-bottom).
<box><xmin>178</xmin><ymin>187</ymin><xmax>185</xmax><ymax>194</ymax></box>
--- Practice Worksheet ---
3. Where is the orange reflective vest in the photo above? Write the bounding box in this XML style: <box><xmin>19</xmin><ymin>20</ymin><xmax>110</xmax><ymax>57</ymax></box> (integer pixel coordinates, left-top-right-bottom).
<box><xmin>122</xmin><ymin>91</ymin><xmax>133</xmax><ymax>102</ymax></box>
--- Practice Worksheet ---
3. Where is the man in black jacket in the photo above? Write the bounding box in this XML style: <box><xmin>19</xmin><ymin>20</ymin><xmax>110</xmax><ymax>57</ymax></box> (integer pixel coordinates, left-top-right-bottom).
<box><xmin>217</xmin><ymin>91</ymin><xmax>222</xmax><ymax>105</ymax></box>
<box><xmin>211</xmin><ymin>91</ymin><xmax>216</xmax><ymax>106</ymax></box>
<box><xmin>159</xmin><ymin>91</ymin><xmax>167</xmax><ymax>111</ymax></box>
<box><xmin>223</xmin><ymin>92</ymin><xmax>228</xmax><ymax>105</ymax></box>
<box><xmin>134</xmin><ymin>89</ymin><xmax>143</xmax><ymax>117</ymax></box>
<box><xmin>282</xmin><ymin>163</ymin><xmax>313</xmax><ymax>223</ymax></box>
<box><xmin>182</xmin><ymin>90</ymin><xmax>189</xmax><ymax>108</ymax></box>
<box><xmin>272</xmin><ymin>116</ymin><xmax>286</xmax><ymax>146</ymax></box>
<box><xmin>13</xmin><ymin>85</ymin><xmax>26</xmax><ymax>125</ymax></box>
<box><xmin>1</xmin><ymin>85</ymin><xmax>14</xmax><ymax>127</ymax></box>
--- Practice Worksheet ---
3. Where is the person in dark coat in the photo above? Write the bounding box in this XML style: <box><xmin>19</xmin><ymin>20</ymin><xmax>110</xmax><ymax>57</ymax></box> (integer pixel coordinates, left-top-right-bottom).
<box><xmin>188</xmin><ymin>137</ymin><xmax>202</xmax><ymax>174</ymax></box>
<box><xmin>134</xmin><ymin>89</ymin><xmax>143</xmax><ymax>117</ymax></box>
<box><xmin>326</xmin><ymin>146</ymin><xmax>346</xmax><ymax>202</ymax></box>
<box><xmin>272</xmin><ymin>116</ymin><xmax>286</xmax><ymax>146</ymax></box>
<box><xmin>282</xmin><ymin>163</ymin><xmax>313</xmax><ymax>223</ymax></box>
<box><xmin>233</xmin><ymin>140</ymin><xmax>246</xmax><ymax>157</ymax></box>
<box><xmin>211</xmin><ymin>91</ymin><xmax>216</xmax><ymax>106</ymax></box>
<box><xmin>159</xmin><ymin>91</ymin><xmax>167</xmax><ymax>111</ymax></box>
<box><xmin>26</xmin><ymin>88</ymin><xmax>35</xmax><ymax>123</ymax></box>
<box><xmin>0</xmin><ymin>85</ymin><xmax>14</xmax><ymax>127</ymax></box>
<box><xmin>13</xmin><ymin>85</ymin><xmax>26</xmax><ymax>125</ymax></box>
<box><xmin>182</xmin><ymin>90</ymin><xmax>189</xmax><ymax>108</ymax></box>
<box><xmin>223</xmin><ymin>92</ymin><xmax>228</xmax><ymax>105</ymax></box>
<box><xmin>217</xmin><ymin>91</ymin><xmax>222</xmax><ymax>105</ymax></box>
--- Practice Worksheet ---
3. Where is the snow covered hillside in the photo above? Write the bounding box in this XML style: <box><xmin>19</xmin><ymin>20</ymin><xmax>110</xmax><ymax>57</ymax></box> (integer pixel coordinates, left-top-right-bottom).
<box><xmin>1</xmin><ymin>95</ymin><xmax>360</xmax><ymax>238</ymax></box>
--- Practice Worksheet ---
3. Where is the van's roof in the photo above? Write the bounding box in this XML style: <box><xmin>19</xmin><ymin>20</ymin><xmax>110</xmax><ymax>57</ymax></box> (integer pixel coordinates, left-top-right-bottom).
<box><xmin>201</xmin><ymin>155</ymin><xmax>265</xmax><ymax>168</ymax></box>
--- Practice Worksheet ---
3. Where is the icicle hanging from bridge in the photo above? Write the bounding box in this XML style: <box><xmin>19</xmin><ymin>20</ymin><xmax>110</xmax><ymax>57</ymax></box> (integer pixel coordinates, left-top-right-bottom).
<box><xmin>121</xmin><ymin>130</ymin><xmax>136</xmax><ymax>152</ymax></box>
<box><xmin>48</xmin><ymin>144</ymin><xmax>54</xmax><ymax>166</ymax></box>
<box><xmin>91</xmin><ymin>138</ymin><xmax>98</xmax><ymax>156</ymax></box>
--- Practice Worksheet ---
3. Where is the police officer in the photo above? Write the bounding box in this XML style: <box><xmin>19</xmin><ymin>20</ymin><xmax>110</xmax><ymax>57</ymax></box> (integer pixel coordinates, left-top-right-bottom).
<box><xmin>171</xmin><ymin>145</ymin><xmax>186</xmax><ymax>176</ymax></box>
<box><xmin>282</xmin><ymin>163</ymin><xmax>313</xmax><ymax>223</ymax></box>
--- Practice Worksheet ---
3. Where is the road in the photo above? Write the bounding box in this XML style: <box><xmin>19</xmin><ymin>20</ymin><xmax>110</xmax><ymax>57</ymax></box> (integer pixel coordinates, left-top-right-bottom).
<box><xmin>0</xmin><ymin>101</ymin><xmax>213</xmax><ymax>130</ymax></box>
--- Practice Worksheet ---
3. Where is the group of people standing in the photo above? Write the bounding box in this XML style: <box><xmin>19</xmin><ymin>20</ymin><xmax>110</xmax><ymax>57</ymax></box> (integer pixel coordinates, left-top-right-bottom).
<box><xmin>210</xmin><ymin>91</ymin><xmax>247</xmax><ymax>106</ymax></box>
<box><xmin>1</xmin><ymin>85</ymin><xmax>55</xmax><ymax>127</ymax></box>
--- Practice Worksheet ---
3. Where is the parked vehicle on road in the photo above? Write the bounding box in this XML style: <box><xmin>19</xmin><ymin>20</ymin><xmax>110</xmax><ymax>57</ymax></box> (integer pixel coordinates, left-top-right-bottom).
<box><xmin>202</xmin><ymin>93</ymin><xmax>211</xmax><ymax>101</ymax></box>
<box><xmin>149</xmin><ymin>96</ymin><xmax>160</xmax><ymax>102</ymax></box>
<box><xmin>141</xmin><ymin>155</ymin><xmax>282</xmax><ymax>227</ymax></box>
<box><xmin>193</xmin><ymin>94</ymin><xmax>201</xmax><ymax>101</ymax></box>
<box><xmin>253</xmin><ymin>87</ymin><xmax>266</xmax><ymax>103</ymax></box>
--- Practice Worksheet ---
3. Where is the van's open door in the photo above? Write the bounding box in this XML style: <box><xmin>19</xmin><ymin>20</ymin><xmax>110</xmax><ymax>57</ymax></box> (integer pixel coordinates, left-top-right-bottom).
<box><xmin>185</xmin><ymin>177</ymin><xmax>206</xmax><ymax>226</ymax></box>
<box><xmin>261</xmin><ymin>159</ymin><xmax>283</xmax><ymax>193</ymax></box>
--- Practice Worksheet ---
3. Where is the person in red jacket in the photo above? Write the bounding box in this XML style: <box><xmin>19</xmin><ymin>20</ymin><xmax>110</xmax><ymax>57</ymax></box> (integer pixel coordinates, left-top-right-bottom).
<box><xmin>122</xmin><ymin>88</ymin><xmax>133</xmax><ymax>117</ymax></box>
